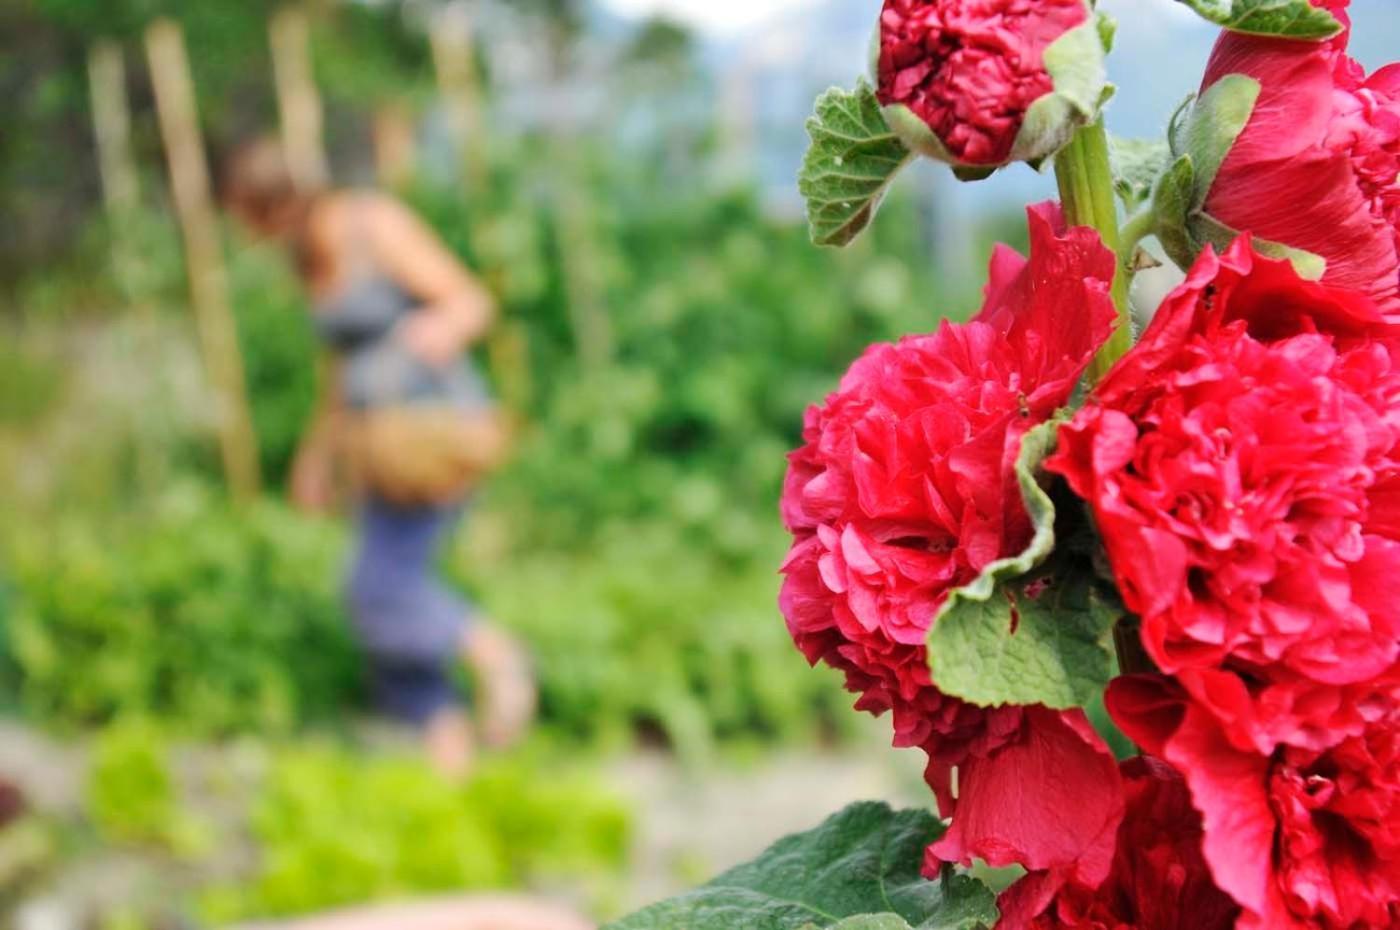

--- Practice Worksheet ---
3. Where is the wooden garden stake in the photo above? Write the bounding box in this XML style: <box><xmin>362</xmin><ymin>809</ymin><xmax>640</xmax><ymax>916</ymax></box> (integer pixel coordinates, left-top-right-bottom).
<box><xmin>87</xmin><ymin>38</ymin><xmax>153</xmax><ymax>310</ymax></box>
<box><xmin>429</xmin><ymin>0</ymin><xmax>487</xmax><ymax>190</ymax></box>
<box><xmin>145</xmin><ymin>18</ymin><xmax>262</xmax><ymax>500</ymax></box>
<box><xmin>373</xmin><ymin>104</ymin><xmax>417</xmax><ymax>190</ymax></box>
<box><xmin>88</xmin><ymin>40</ymin><xmax>140</xmax><ymax>216</ymax></box>
<box><xmin>269</xmin><ymin>4</ymin><xmax>330</xmax><ymax>192</ymax></box>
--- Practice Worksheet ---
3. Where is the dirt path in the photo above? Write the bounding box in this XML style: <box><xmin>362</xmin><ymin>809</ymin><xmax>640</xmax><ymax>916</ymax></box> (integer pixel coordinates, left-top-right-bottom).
<box><xmin>606</xmin><ymin>738</ymin><xmax>929</xmax><ymax>911</ymax></box>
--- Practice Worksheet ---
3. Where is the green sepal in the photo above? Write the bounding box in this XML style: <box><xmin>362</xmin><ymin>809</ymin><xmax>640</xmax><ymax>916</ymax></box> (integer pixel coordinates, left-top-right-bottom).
<box><xmin>1009</xmin><ymin>13</ymin><xmax>1111</xmax><ymax>165</ymax></box>
<box><xmin>1170</xmin><ymin>73</ymin><xmax>1260</xmax><ymax>200</ymax></box>
<box><xmin>926</xmin><ymin>418</ymin><xmax>1121</xmax><ymax>710</ymax></box>
<box><xmin>1174</xmin><ymin>0</ymin><xmax>1344</xmax><ymax>40</ymax></box>
<box><xmin>953</xmin><ymin>165</ymin><xmax>997</xmax><ymax>183</ymax></box>
<box><xmin>1152</xmin><ymin>154</ymin><xmax>1199</xmax><ymax>268</ymax></box>
<box><xmin>799</xmin><ymin>79</ymin><xmax>916</xmax><ymax>248</ymax></box>
<box><xmin>1192</xmin><ymin>212</ymin><xmax>1329</xmax><ymax>279</ymax></box>
<box><xmin>605</xmin><ymin>802</ymin><xmax>998</xmax><ymax>930</ymax></box>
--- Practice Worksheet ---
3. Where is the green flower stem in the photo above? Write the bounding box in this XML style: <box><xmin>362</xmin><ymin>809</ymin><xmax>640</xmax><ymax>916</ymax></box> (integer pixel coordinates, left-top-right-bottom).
<box><xmin>1112</xmin><ymin>617</ymin><xmax>1157</xmax><ymax>676</ymax></box>
<box><xmin>1118</xmin><ymin>208</ymin><xmax>1158</xmax><ymax>268</ymax></box>
<box><xmin>1055</xmin><ymin>121</ymin><xmax>1158</xmax><ymax>690</ymax></box>
<box><xmin>1054</xmin><ymin>118</ymin><xmax>1132</xmax><ymax>386</ymax></box>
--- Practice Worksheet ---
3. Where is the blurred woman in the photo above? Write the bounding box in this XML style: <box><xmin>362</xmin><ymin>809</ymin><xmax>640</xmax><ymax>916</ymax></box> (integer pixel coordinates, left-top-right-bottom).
<box><xmin>222</xmin><ymin>138</ymin><xmax>533</xmax><ymax>775</ymax></box>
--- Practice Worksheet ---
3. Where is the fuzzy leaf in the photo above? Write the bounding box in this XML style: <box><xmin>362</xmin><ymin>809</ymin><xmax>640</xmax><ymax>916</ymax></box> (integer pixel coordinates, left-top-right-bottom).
<box><xmin>606</xmin><ymin>803</ymin><xmax>998</xmax><ymax>930</ymax></box>
<box><xmin>800</xmin><ymin>80</ymin><xmax>914</xmax><ymax>247</ymax></box>
<box><xmin>927</xmin><ymin>419</ymin><xmax>1120</xmax><ymax>709</ymax></box>
<box><xmin>927</xmin><ymin>559</ymin><xmax>1122</xmax><ymax>709</ymax></box>
<box><xmin>1174</xmin><ymin>0</ymin><xmax>1343</xmax><ymax>39</ymax></box>
<box><xmin>1108</xmin><ymin>135</ymin><xmax>1171</xmax><ymax>210</ymax></box>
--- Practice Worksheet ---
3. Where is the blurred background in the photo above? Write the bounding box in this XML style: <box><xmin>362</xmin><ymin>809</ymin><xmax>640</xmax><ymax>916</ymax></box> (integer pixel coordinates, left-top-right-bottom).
<box><xmin>1</xmin><ymin>0</ymin><xmax>1397</xmax><ymax>927</ymax></box>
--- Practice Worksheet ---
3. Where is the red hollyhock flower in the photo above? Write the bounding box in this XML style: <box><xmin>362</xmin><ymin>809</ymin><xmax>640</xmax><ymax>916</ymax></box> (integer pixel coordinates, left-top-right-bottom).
<box><xmin>1108</xmin><ymin>677</ymin><xmax>1400</xmax><ymax>930</ymax></box>
<box><xmin>994</xmin><ymin>756</ymin><xmax>1240</xmax><ymax>930</ymax></box>
<box><xmin>1047</xmin><ymin>239</ymin><xmax>1400</xmax><ymax>750</ymax></box>
<box><xmin>875</xmin><ymin>0</ymin><xmax>1094</xmax><ymax>166</ymax></box>
<box><xmin>1198</xmin><ymin>10</ymin><xmax>1400</xmax><ymax>312</ymax></box>
<box><xmin>780</xmin><ymin>202</ymin><xmax>1123</xmax><ymax>884</ymax></box>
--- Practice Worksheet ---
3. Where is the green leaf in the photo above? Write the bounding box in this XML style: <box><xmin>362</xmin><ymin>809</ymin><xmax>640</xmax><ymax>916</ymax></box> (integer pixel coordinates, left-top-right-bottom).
<box><xmin>806</xmin><ymin>917</ymin><xmax>914</xmax><ymax>930</ymax></box>
<box><xmin>605</xmin><ymin>802</ymin><xmax>998</xmax><ymax>930</ymax></box>
<box><xmin>1174</xmin><ymin>0</ymin><xmax>1343</xmax><ymax>39</ymax></box>
<box><xmin>799</xmin><ymin>80</ymin><xmax>915</xmax><ymax>248</ymax></box>
<box><xmin>1108</xmin><ymin>135</ymin><xmax>1171</xmax><ymax>210</ymax></box>
<box><xmin>926</xmin><ymin>419</ymin><xmax>1121</xmax><ymax>709</ymax></box>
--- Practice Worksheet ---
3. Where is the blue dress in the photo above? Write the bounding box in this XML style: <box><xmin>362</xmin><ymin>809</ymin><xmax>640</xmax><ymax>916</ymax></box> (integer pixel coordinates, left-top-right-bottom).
<box><xmin>315</xmin><ymin>278</ymin><xmax>493</xmax><ymax>724</ymax></box>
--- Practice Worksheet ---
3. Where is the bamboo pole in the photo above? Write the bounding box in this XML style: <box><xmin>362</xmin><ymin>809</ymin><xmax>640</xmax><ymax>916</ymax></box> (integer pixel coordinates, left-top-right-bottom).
<box><xmin>553</xmin><ymin>159</ymin><xmax>614</xmax><ymax>372</ymax></box>
<box><xmin>429</xmin><ymin>0</ymin><xmax>487</xmax><ymax>190</ymax></box>
<box><xmin>373</xmin><ymin>104</ymin><xmax>417</xmax><ymax>190</ymax></box>
<box><xmin>145</xmin><ymin>18</ymin><xmax>262</xmax><ymax>500</ymax></box>
<box><xmin>87</xmin><ymin>38</ymin><xmax>151</xmax><ymax>310</ymax></box>
<box><xmin>88</xmin><ymin>40</ymin><xmax>140</xmax><ymax>216</ymax></box>
<box><xmin>269</xmin><ymin>4</ymin><xmax>330</xmax><ymax>193</ymax></box>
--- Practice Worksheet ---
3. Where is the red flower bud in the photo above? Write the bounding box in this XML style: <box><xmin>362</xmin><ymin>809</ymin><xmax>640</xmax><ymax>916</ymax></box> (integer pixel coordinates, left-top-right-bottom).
<box><xmin>875</xmin><ymin>0</ymin><xmax>1107</xmax><ymax>169</ymax></box>
<box><xmin>1197</xmin><ymin>13</ymin><xmax>1400</xmax><ymax>311</ymax></box>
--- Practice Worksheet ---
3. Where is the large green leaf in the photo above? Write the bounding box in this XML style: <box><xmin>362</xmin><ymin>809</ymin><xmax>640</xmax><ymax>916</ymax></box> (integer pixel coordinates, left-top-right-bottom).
<box><xmin>799</xmin><ymin>80</ymin><xmax>915</xmax><ymax>248</ymax></box>
<box><xmin>926</xmin><ymin>419</ymin><xmax>1120</xmax><ymax>709</ymax></box>
<box><xmin>1174</xmin><ymin>0</ymin><xmax>1343</xmax><ymax>39</ymax></box>
<box><xmin>605</xmin><ymin>803</ymin><xmax>998</xmax><ymax>930</ymax></box>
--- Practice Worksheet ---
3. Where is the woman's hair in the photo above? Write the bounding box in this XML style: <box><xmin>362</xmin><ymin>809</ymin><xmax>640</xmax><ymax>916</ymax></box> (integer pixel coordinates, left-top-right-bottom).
<box><xmin>220</xmin><ymin>136</ymin><xmax>305</xmax><ymax>234</ymax></box>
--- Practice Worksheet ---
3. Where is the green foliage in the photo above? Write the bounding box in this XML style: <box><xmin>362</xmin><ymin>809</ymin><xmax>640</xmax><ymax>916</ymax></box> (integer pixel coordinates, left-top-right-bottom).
<box><xmin>85</xmin><ymin>720</ymin><xmax>178</xmax><ymax>847</ymax></box>
<box><xmin>200</xmin><ymin>746</ymin><xmax>631</xmax><ymax>923</ymax></box>
<box><xmin>2</xmin><ymin>489</ymin><xmax>362</xmax><ymax>735</ymax></box>
<box><xmin>927</xmin><ymin>420</ymin><xmax>1121</xmax><ymax>710</ymax></box>
<box><xmin>799</xmin><ymin>80</ymin><xmax>913</xmax><ymax>247</ymax></box>
<box><xmin>228</xmin><ymin>241</ymin><xmax>319</xmax><ymax>486</ymax></box>
<box><xmin>0</xmin><ymin>339</ymin><xmax>65</xmax><ymax>429</ymax></box>
<box><xmin>463</xmin><ymin>523</ymin><xmax>858</xmax><ymax>759</ymax></box>
<box><xmin>1173</xmin><ymin>0</ymin><xmax>1343</xmax><ymax>39</ymax></box>
<box><xmin>605</xmin><ymin>802</ymin><xmax>997</xmax><ymax>930</ymax></box>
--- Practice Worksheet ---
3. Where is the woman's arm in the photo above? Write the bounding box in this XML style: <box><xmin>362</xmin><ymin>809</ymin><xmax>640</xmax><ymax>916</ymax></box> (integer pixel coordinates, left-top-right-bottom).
<box><xmin>361</xmin><ymin>193</ymin><xmax>496</xmax><ymax>366</ymax></box>
<box><xmin>289</xmin><ymin>353</ymin><xmax>345</xmax><ymax>513</ymax></box>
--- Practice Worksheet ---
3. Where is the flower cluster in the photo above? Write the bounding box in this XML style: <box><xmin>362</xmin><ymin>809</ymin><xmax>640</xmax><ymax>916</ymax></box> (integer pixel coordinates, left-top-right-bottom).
<box><xmin>780</xmin><ymin>1</ymin><xmax>1400</xmax><ymax>928</ymax></box>
<box><xmin>1051</xmin><ymin>238</ymin><xmax>1400</xmax><ymax>929</ymax></box>
<box><xmin>781</xmin><ymin>203</ymin><xmax>1124</xmax><ymax>881</ymax></box>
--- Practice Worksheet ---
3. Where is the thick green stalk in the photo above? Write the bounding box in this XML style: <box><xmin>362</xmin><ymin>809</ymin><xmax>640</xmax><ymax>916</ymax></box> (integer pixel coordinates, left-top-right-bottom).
<box><xmin>1055</xmin><ymin>121</ymin><xmax>1158</xmax><ymax>687</ymax></box>
<box><xmin>1054</xmin><ymin>119</ymin><xmax>1131</xmax><ymax>386</ymax></box>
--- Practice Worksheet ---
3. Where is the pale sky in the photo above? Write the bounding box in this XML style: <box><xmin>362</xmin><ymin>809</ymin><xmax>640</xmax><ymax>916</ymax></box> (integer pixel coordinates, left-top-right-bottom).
<box><xmin>600</xmin><ymin>0</ymin><xmax>811</xmax><ymax>32</ymax></box>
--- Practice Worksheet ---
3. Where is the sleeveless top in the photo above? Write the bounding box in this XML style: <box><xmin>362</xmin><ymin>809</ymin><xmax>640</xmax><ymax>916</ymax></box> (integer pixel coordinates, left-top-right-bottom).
<box><xmin>313</xmin><ymin>275</ymin><xmax>494</xmax><ymax>413</ymax></box>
